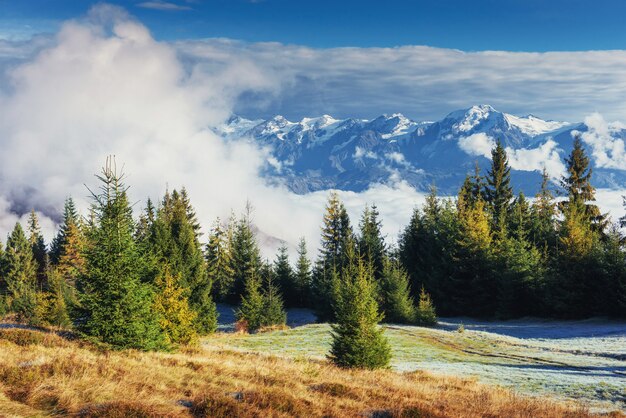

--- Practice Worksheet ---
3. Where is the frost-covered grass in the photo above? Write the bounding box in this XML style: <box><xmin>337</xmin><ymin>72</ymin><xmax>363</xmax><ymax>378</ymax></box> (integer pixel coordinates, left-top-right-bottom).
<box><xmin>209</xmin><ymin>307</ymin><xmax>626</xmax><ymax>413</ymax></box>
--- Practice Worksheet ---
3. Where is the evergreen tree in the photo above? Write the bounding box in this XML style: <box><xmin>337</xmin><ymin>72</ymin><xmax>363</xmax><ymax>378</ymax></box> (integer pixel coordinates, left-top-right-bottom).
<box><xmin>294</xmin><ymin>238</ymin><xmax>312</xmax><ymax>308</ymax></box>
<box><xmin>45</xmin><ymin>268</ymin><xmax>72</xmax><ymax>327</ymax></box>
<box><xmin>78</xmin><ymin>160</ymin><xmax>163</xmax><ymax>350</ymax></box>
<box><xmin>415</xmin><ymin>286</ymin><xmax>437</xmax><ymax>326</ymax></box>
<box><xmin>230</xmin><ymin>208</ymin><xmax>262</xmax><ymax>303</ymax></box>
<box><xmin>560</xmin><ymin>136</ymin><xmax>605</xmax><ymax>230</ymax></box>
<box><xmin>27</xmin><ymin>210</ymin><xmax>48</xmax><ymax>289</ymax></box>
<box><xmin>153</xmin><ymin>265</ymin><xmax>199</xmax><ymax>346</ymax></box>
<box><xmin>261</xmin><ymin>261</ymin><xmax>287</xmax><ymax>327</ymax></box>
<box><xmin>454</xmin><ymin>198</ymin><xmax>496</xmax><ymax>316</ymax></box>
<box><xmin>50</xmin><ymin>198</ymin><xmax>79</xmax><ymax>265</ymax></box>
<box><xmin>57</xmin><ymin>218</ymin><xmax>86</xmax><ymax>289</ymax></box>
<box><xmin>485</xmin><ymin>140</ymin><xmax>513</xmax><ymax>238</ymax></box>
<box><xmin>147</xmin><ymin>189</ymin><xmax>217</xmax><ymax>334</ymax></box>
<box><xmin>358</xmin><ymin>204</ymin><xmax>386</xmax><ymax>282</ymax></box>
<box><xmin>379</xmin><ymin>258</ymin><xmax>416</xmax><ymax>324</ymax></box>
<box><xmin>329</xmin><ymin>246</ymin><xmax>391</xmax><ymax>369</ymax></box>
<box><xmin>508</xmin><ymin>192</ymin><xmax>531</xmax><ymax>242</ymax></box>
<box><xmin>236</xmin><ymin>266</ymin><xmax>264</xmax><ymax>332</ymax></box>
<box><xmin>205</xmin><ymin>218</ymin><xmax>235</xmax><ymax>302</ymax></box>
<box><xmin>313</xmin><ymin>192</ymin><xmax>354</xmax><ymax>320</ymax></box>
<box><xmin>530</xmin><ymin>169</ymin><xmax>557</xmax><ymax>250</ymax></box>
<box><xmin>273</xmin><ymin>245</ymin><xmax>296</xmax><ymax>307</ymax></box>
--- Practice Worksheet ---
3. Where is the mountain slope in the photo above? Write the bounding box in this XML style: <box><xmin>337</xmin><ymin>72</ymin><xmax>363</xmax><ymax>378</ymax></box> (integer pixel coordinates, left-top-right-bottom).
<box><xmin>214</xmin><ymin>105</ymin><xmax>626</xmax><ymax>195</ymax></box>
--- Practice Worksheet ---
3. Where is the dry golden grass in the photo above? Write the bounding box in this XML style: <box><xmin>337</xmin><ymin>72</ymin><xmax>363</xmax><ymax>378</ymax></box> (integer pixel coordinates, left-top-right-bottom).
<box><xmin>0</xmin><ymin>328</ymin><xmax>620</xmax><ymax>418</ymax></box>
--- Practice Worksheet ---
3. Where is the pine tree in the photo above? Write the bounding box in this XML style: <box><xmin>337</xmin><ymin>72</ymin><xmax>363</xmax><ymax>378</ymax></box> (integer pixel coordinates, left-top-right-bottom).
<box><xmin>294</xmin><ymin>238</ymin><xmax>312</xmax><ymax>308</ymax></box>
<box><xmin>27</xmin><ymin>210</ymin><xmax>48</xmax><ymax>290</ymax></box>
<box><xmin>485</xmin><ymin>140</ymin><xmax>513</xmax><ymax>238</ymax></box>
<box><xmin>153</xmin><ymin>265</ymin><xmax>199</xmax><ymax>346</ymax></box>
<box><xmin>313</xmin><ymin>192</ymin><xmax>354</xmax><ymax>320</ymax></box>
<box><xmin>273</xmin><ymin>245</ymin><xmax>296</xmax><ymax>307</ymax></box>
<box><xmin>50</xmin><ymin>198</ymin><xmax>79</xmax><ymax>265</ymax></box>
<box><xmin>147</xmin><ymin>189</ymin><xmax>217</xmax><ymax>334</ymax></box>
<box><xmin>230</xmin><ymin>208</ymin><xmax>262</xmax><ymax>303</ymax></box>
<box><xmin>329</xmin><ymin>246</ymin><xmax>391</xmax><ymax>369</ymax></box>
<box><xmin>45</xmin><ymin>268</ymin><xmax>72</xmax><ymax>327</ymax></box>
<box><xmin>415</xmin><ymin>286</ymin><xmax>437</xmax><ymax>326</ymax></box>
<box><xmin>530</xmin><ymin>169</ymin><xmax>557</xmax><ymax>250</ymax></box>
<box><xmin>205</xmin><ymin>218</ymin><xmax>235</xmax><ymax>302</ymax></box>
<box><xmin>508</xmin><ymin>192</ymin><xmax>531</xmax><ymax>242</ymax></box>
<box><xmin>379</xmin><ymin>258</ymin><xmax>416</xmax><ymax>324</ymax></box>
<box><xmin>358</xmin><ymin>204</ymin><xmax>386</xmax><ymax>282</ymax></box>
<box><xmin>455</xmin><ymin>198</ymin><xmax>496</xmax><ymax>316</ymax></box>
<box><xmin>78</xmin><ymin>159</ymin><xmax>164</xmax><ymax>350</ymax></box>
<box><xmin>236</xmin><ymin>266</ymin><xmax>264</xmax><ymax>332</ymax></box>
<box><xmin>560</xmin><ymin>136</ymin><xmax>605</xmax><ymax>230</ymax></box>
<box><xmin>261</xmin><ymin>262</ymin><xmax>287</xmax><ymax>327</ymax></box>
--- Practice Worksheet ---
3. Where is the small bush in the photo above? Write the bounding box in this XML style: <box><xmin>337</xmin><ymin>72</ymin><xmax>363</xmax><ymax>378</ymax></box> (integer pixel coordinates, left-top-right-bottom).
<box><xmin>457</xmin><ymin>323</ymin><xmax>465</xmax><ymax>333</ymax></box>
<box><xmin>415</xmin><ymin>287</ymin><xmax>437</xmax><ymax>327</ymax></box>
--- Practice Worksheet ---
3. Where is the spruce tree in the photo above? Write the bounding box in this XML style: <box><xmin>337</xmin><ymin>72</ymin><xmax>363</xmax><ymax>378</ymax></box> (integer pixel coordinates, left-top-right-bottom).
<box><xmin>153</xmin><ymin>265</ymin><xmax>199</xmax><ymax>346</ymax></box>
<box><xmin>205</xmin><ymin>218</ymin><xmax>235</xmax><ymax>302</ymax></box>
<box><xmin>415</xmin><ymin>286</ymin><xmax>437</xmax><ymax>326</ymax></box>
<box><xmin>261</xmin><ymin>261</ymin><xmax>287</xmax><ymax>327</ymax></box>
<box><xmin>379</xmin><ymin>258</ymin><xmax>416</xmax><ymax>324</ymax></box>
<box><xmin>236</xmin><ymin>265</ymin><xmax>265</xmax><ymax>332</ymax></box>
<box><xmin>560</xmin><ymin>136</ymin><xmax>605</xmax><ymax>230</ymax></box>
<box><xmin>4</xmin><ymin>222</ymin><xmax>43</xmax><ymax>323</ymax></box>
<box><xmin>329</xmin><ymin>246</ymin><xmax>390</xmax><ymax>369</ymax></box>
<box><xmin>27</xmin><ymin>210</ymin><xmax>48</xmax><ymax>289</ymax></box>
<box><xmin>530</xmin><ymin>169</ymin><xmax>557</xmax><ymax>250</ymax></box>
<box><xmin>358</xmin><ymin>205</ymin><xmax>386</xmax><ymax>282</ymax></box>
<box><xmin>230</xmin><ymin>208</ymin><xmax>262</xmax><ymax>303</ymax></box>
<box><xmin>485</xmin><ymin>140</ymin><xmax>513</xmax><ymax>238</ymax></box>
<box><xmin>294</xmin><ymin>238</ymin><xmax>312</xmax><ymax>308</ymax></box>
<box><xmin>78</xmin><ymin>160</ymin><xmax>163</xmax><ymax>350</ymax></box>
<box><xmin>273</xmin><ymin>245</ymin><xmax>296</xmax><ymax>307</ymax></box>
<box><xmin>313</xmin><ymin>192</ymin><xmax>354</xmax><ymax>320</ymax></box>
<box><xmin>50</xmin><ymin>198</ymin><xmax>79</xmax><ymax>265</ymax></box>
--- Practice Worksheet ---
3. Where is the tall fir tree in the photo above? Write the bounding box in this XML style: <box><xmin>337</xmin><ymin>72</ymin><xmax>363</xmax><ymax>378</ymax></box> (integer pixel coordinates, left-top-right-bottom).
<box><xmin>329</xmin><ymin>245</ymin><xmax>391</xmax><ymax>369</ymax></box>
<box><xmin>261</xmin><ymin>261</ymin><xmax>287</xmax><ymax>327</ymax></box>
<box><xmin>530</xmin><ymin>169</ymin><xmax>557</xmax><ymax>251</ymax></box>
<box><xmin>294</xmin><ymin>237</ymin><xmax>312</xmax><ymax>307</ymax></box>
<box><xmin>78</xmin><ymin>160</ymin><xmax>163</xmax><ymax>350</ymax></box>
<box><xmin>485</xmin><ymin>140</ymin><xmax>513</xmax><ymax>238</ymax></box>
<box><xmin>560</xmin><ymin>136</ymin><xmax>605</xmax><ymax>231</ymax></box>
<box><xmin>358</xmin><ymin>204</ymin><xmax>386</xmax><ymax>283</ymax></box>
<box><xmin>273</xmin><ymin>245</ymin><xmax>297</xmax><ymax>307</ymax></box>
<box><xmin>230</xmin><ymin>207</ymin><xmax>262</xmax><ymax>304</ymax></box>
<box><xmin>379</xmin><ymin>257</ymin><xmax>416</xmax><ymax>324</ymax></box>
<box><xmin>205</xmin><ymin>218</ymin><xmax>235</xmax><ymax>302</ymax></box>
<box><xmin>27</xmin><ymin>210</ymin><xmax>48</xmax><ymax>289</ymax></box>
<box><xmin>50</xmin><ymin>198</ymin><xmax>79</xmax><ymax>265</ymax></box>
<box><xmin>313</xmin><ymin>192</ymin><xmax>354</xmax><ymax>320</ymax></box>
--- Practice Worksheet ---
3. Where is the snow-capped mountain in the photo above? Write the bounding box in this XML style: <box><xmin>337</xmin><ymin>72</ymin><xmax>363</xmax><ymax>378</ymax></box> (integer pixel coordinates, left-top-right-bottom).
<box><xmin>213</xmin><ymin>105</ymin><xmax>626</xmax><ymax>195</ymax></box>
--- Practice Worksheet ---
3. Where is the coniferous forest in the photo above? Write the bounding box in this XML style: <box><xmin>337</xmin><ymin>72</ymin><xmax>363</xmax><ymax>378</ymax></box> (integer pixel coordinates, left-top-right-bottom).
<box><xmin>1</xmin><ymin>138</ymin><xmax>625</xmax><ymax>367</ymax></box>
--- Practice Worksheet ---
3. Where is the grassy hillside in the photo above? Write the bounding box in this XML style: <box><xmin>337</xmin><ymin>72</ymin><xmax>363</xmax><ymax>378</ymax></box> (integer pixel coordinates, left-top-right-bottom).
<box><xmin>0</xmin><ymin>326</ymin><xmax>616</xmax><ymax>418</ymax></box>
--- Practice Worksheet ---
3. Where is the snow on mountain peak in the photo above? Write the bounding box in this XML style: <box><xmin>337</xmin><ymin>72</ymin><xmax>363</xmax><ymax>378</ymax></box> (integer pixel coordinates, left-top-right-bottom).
<box><xmin>504</xmin><ymin>113</ymin><xmax>570</xmax><ymax>136</ymax></box>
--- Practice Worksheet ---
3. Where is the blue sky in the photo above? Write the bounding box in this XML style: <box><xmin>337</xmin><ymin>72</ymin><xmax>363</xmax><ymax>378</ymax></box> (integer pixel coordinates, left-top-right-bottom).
<box><xmin>2</xmin><ymin>0</ymin><xmax>626</xmax><ymax>51</ymax></box>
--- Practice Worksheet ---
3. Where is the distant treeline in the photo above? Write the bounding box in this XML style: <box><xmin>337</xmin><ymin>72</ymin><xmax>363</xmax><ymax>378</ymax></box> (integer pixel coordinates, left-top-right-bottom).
<box><xmin>0</xmin><ymin>137</ymin><xmax>624</xmax><ymax>352</ymax></box>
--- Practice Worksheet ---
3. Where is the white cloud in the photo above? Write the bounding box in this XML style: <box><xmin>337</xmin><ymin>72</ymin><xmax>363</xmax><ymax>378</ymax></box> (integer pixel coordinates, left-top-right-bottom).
<box><xmin>175</xmin><ymin>40</ymin><xmax>626</xmax><ymax>122</ymax></box>
<box><xmin>507</xmin><ymin>139</ymin><xmax>566</xmax><ymax>179</ymax></box>
<box><xmin>136</xmin><ymin>1</ymin><xmax>192</xmax><ymax>11</ymax></box>
<box><xmin>578</xmin><ymin>113</ymin><xmax>626</xmax><ymax>170</ymax></box>
<box><xmin>458</xmin><ymin>133</ymin><xmax>495</xmax><ymax>158</ymax></box>
<box><xmin>0</xmin><ymin>5</ymin><xmax>424</xmax><ymax>257</ymax></box>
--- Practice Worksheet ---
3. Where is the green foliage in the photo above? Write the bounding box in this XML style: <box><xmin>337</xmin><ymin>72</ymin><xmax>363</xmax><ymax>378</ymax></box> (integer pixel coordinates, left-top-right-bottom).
<box><xmin>205</xmin><ymin>218</ymin><xmax>235</xmax><ymax>302</ymax></box>
<box><xmin>261</xmin><ymin>263</ymin><xmax>287</xmax><ymax>327</ymax></box>
<box><xmin>415</xmin><ymin>286</ymin><xmax>437</xmax><ymax>326</ymax></box>
<box><xmin>313</xmin><ymin>192</ymin><xmax>355</xmax><ymax>321</ymax></box>
<box><xmin>379</xmin><ymin>258</ymin><xmax>415</xmax><ymax>324</ymax></box>
<box><xmin>230</xmin><ymin>207</ymin><xmax>262</xmax><ymax>304</ymax></box>
<box><xmin>236</xmin><ymin>267</ymin><xmax>265</xmax><ymax>332</ymax></box>
<box><xmin>294</xmin><ymin>237</ymin><xmax>312</xmax><ymax>308</ymax></box>
<box><xmin>78</xmin><ymin>159</ymin><xmax>164</xmax><ymax>350</ymax></box>
<box><xmin>485</xmin><ymin>139</ymin><xmax>513</xmax><ymax>237</ymax></box>
<box><xmin>27</xmin><ymin>210</ymin><xmax>48</xmax><ymax>289</ymax></box>
<box><xmin>50</xmin><ymin>198</ymin><xmax>79</xmax><ymax>265</ymax></box>
<box><xmin>358</xmin><ymin>204</ymin><xmax>386</xmax><ymax>282</ymax></box>
<box><xmin>273</xmin><ymin>245</ymin><xmax>297</xmax><ymax>308</ymax></box>
<box><xmin>154</xmin><ymin>265</ymin><xmax>199</xmax><ymax>346</ymax></box>
<box><xmin>329</xmin><ymin>247</ymin><xmax>391</xmax><ymax>369</ymax></box>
